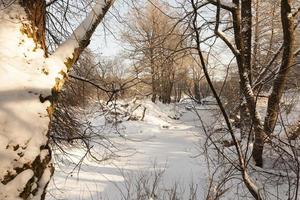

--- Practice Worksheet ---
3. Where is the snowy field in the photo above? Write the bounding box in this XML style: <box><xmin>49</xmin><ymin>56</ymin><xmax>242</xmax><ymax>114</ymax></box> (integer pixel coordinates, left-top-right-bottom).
<box><xmin>46</xmin><ymin>100</ymin><xmax>219</xmax><ymax>200</ymax></box>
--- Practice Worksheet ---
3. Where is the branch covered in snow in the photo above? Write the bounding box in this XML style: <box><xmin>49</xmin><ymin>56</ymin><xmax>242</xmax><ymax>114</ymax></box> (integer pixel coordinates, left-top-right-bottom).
<box><xmin>53</xmin><ymin>0</ymin><xmax>114</xmax><ymax>68</ymax></box>
<box><xmin>207</xmin><ymin>0</ymin><xmax>236</xmax><ymax>12</ymax></box>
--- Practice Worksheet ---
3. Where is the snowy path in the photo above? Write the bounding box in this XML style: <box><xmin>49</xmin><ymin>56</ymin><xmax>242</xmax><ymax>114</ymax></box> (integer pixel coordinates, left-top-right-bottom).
<box><xmin>46</xmin><ymin>102</ymin><xmax>215</xmax><ymax>200</ymax></box>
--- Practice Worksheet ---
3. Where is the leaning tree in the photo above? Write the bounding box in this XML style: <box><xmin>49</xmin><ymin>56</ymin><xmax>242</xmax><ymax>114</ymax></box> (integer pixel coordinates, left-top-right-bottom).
<box><xmin>0</xmin><ymin>0</ymin><xmax>113</xmax><ymax>199</ymax></box>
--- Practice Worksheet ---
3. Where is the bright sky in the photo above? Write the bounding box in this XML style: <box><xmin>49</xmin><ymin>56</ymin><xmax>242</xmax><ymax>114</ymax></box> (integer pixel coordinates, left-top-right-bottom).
<box><xmin>89</xmin><ymin>0</ymin><xmax>235</xmax><ymax>78</ymax></box>
<box><xmin>90</xmin><ymin>0</ymin><xmax>129</xmax><ymax>57</ymax></box>
<box><xmin>90</xmin><ymin>0</ymin><xmax>182</xmax><ymax>57</ymax></box>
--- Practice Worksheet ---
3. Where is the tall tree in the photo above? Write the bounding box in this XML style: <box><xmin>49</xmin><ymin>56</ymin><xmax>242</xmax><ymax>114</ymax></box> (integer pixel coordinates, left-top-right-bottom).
<box><xmin>205</xmin><ymin>0</ymin><xmax>296</xmax><ymax>167</ymax></box>
<box><xmin>123</xmin><ymin>0</ymin><xmax>186</xmax><ymax>103</ymax></box>
<box><xmin>189</xmin><ymin>0</ymin><xmax>298</xmax><ymax>198</ymax></box>
<box><xmin>255</xmin><ymin>0</ymin><xmax>296</xmax><ymax>165</ymax></box>
<box><xmin>0</xmin><ymin>0</ymin><xmax>113</xmax><ymax>199</ymax></box>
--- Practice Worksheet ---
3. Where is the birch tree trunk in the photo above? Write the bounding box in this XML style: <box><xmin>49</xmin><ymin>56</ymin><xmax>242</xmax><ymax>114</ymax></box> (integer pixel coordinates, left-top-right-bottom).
<box><xmin>0</xmin><ymin>0</ymin><xmax>113</xmax><ymax>199</ymax></box>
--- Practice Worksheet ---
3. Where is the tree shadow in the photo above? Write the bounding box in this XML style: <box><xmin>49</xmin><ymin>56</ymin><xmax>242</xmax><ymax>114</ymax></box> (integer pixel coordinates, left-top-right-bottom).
<box><xmin>0</xmin><ymin>87</ymin><xmax>50</xmax><ymax>141</ymax></box>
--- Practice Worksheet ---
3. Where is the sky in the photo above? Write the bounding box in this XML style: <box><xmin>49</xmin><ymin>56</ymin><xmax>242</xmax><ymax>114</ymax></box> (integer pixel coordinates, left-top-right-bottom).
<box><xmin>89</xmin><ymin>0</ymin><xmax>185</xmax><ymax>57</ymax></box>
<box><xmin>88</xmin><ymin>0</ymin><xmax>235</xmax><ymax>78</ymax></box>
<box><xmin>89</xmin><ymin>0</ymin><xmax>130</xmax><ymax>57</ymax></box>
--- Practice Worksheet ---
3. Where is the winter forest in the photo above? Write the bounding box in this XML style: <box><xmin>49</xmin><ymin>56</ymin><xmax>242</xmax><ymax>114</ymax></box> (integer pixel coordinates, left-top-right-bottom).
<box><xmin>0</xmin><ymin>0</ymin><xmax>300</xmax><ymax>199</ymax></box>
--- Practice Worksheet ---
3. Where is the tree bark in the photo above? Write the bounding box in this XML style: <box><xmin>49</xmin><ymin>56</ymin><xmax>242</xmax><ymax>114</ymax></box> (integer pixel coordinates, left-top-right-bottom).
<box><xmin>252</xmin><ymin>0</ymin><xmax>295</xmax><ymax>167</ymax></box>
<box><xmin>0</xmin><ymin>1</ymin><xmax>52</xmax><ymax>199</ymax></box>
<box><xmin>194</xmin><ymin>80</ymin><xmax>201</xmax><ymax>103</ymax></box>
<box><xmin>252</xmin><ymin>0</ymin><xmax>296</xmax><ymax>164</ymax></box>
<box><xmin>228</xmin><ymin>0</ymin><xmax>265</xmax><ymax>166</ymax></box>
<box><xmin>263</xmin><ymin>0</ymin><xmax>295</xmax><ymax>136</ymax></box>
<box><xmin>252</xmin><ymin>0</ymin><xmax>260</xmax><ymax>75</ymax></box>
<box><xmin>20</xmin><ymin>0</ymin><xmax>47</xmax><ymax>54</ymax></box>
<box><xmin>0</xmin><ymin>1</ymin><xmax>114</xmax><ymax>199</ymax></box>
<box><xmin>241</xmin><ymin>0</ymin><xmax>252</xmax><ymax>86</ymax></box>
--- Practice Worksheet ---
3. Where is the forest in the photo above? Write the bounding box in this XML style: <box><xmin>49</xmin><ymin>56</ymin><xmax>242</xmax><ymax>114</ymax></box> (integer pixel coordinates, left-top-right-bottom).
<box><xmin>0</xmin><ymin>0</ymin><xmax>300</xmax><ymax>199</ymax></box>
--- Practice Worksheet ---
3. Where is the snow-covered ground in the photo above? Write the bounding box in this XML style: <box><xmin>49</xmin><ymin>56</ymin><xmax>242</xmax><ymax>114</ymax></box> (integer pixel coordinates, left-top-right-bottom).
<box><xmin>45</xmin><ymin>90</ymin><xmax>300</xmax><ymax>200</ymax></box>
<box><xmin>46</xmin><ymin>100</ymin><xmax>218</xmax><ymax>200</ymax></box>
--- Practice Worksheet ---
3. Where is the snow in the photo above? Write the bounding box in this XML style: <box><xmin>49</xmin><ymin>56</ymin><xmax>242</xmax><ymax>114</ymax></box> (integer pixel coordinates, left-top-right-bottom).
<box><xmin>207</xmin><ymin>0</ymin><xmax>237</xmax><ymax>10</ymax></box>
<box><xmin>53</xmin><ymin>0</ymin><xmax>106</xmax><ymax>62</ymax></box>
<box><xmin>0</xmin><ymin>3</ymin><xmax>68</xmax><ymax>199</ymax></box>
<box><xmin>44</xmin><ymin>92</ymin><xmax>300</xmax><ymax>199</ymax></box>
<box><xmin>0</xmin><ymin>169</ymin><xmax>34</xmax><ymax>200</ymax></box>
<box><xmin>1</xmin><ymin>1</ymin><xmax>299</xmax><ymax>199</ymax></box>
<box><xmin>31</xmin><ymin>167</ymin><xmax>53</xmax><ymax>200</ymax></box>
<box><xmin>0</xmin><ymin>1</ymin><xmax>46</xmax><ymax>176</ymax></box>
<box><xmin>46</xmin><ymin>100</ymin><xmax>217</xmax><ymax>199</ymax></box>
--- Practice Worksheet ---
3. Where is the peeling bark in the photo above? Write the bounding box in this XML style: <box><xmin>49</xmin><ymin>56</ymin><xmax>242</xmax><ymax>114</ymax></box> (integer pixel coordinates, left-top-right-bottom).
<box><xmin>20</xmin><ymin>0</ymin><xmax>47</xmax><ymax>54</ymax></box>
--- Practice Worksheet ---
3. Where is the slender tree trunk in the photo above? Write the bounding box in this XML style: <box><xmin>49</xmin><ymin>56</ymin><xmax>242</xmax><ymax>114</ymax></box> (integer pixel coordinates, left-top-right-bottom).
<box><xmin>240</xmin><ymin>0</ymin><xmax>252</xmax><ymax>139</ymax></box>
<box><xmin>150</xmin><ymin>47</ymin><xmax>157</xmax><ymax>103</ymax></box>
<box><xmin>252</xmin><ymin>0</ymin><xmax>260</xmax><ymax>75</ymax></box>
<box><xmin>263</xmin><ymin>0</ymin><xmax>295</xmax><ymax>136</ymax></box>
<box><xmin>241</xmin><ymin>0</ymin><xmax>252</xmax><ymax>86</ymax></box>
<box><xmin>177</xmin><ymin>83</ymin><xmax>182</xmax><ymax>102</ymax></box>
<box><xmin>230</xmin><ymin>0</ymin><xmax>265</xmax><ymax>167</ymax></box>
<box><xmin>194</xmin><ymin>80</ymin><xmax>201</xmax><ymax>103</ymax></box>
<box><xmin>151</xmin><ymin>66</ymin><xmax>157</xmax><ymax>103</ymax></box>
<box><xmin>193</xmin><ymin>1</ymin><xmax>263</xmax><ymax>198</ymax></box>
<box><xmin>253</xmin><ymin>0</ymin><xmax>296</xmax><ymax>163</ymax></box>
<box><xmin>253</xmin><ymin>0</ymin><xmax>295</xmax><ymax>167</ymax></box>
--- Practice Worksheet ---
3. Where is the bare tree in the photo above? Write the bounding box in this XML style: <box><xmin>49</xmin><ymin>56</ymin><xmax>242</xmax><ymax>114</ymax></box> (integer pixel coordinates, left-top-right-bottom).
<box><xmin>178</xmin><ymin>0</ymin><xmax>300</xmax><ymax>198</ymax></box>
<box><xmin>122</xmin><ymin>0</ymin><xmax>188</xmax><ymax>103</ymax></box>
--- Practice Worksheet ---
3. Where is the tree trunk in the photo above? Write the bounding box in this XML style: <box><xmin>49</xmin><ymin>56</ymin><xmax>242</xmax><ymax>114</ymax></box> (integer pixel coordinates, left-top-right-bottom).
<box><xmin>194</xmin><ymin>80</ymin><xmax>201</xmax><ymax>103</ymax></box>
<box><xmin>251</xmin><ymin>0</ymin><xmax>296</xmax><ymax>165</ymax></box>
<box><xmin>252</xmin><ymin>0</ymin><xmax>295</xmax><ymax>167</ymax></box>
<box><xmin>177</xmin><ymin>84</ymin><xmax>182</xmax><ymax>102</ymax></box>
<box><xmin>239</xmin><ymin>0</ymin><xmax>252</xmax><ymax>139</ymax></box>
<box><xmin>22</xmin><ymin>1</ymin><xmax>53</xmax><ymax>198</ymax></box>
<box><xmin>263</xmin><ymin>0</ymin><xmax>295</xmax><ymax>136</ymax></box>
<box><xmin>230</xmin><ymin>0</ymin><xmax>266</xmax><ymax>167</ymax></box>
<box><xmin>151</xmin><ymin>66</ymin><xmax>157</xmax><ymax>103</ymax></box>
<box><xmin>0</xmin><ymin>1</ymin><xmax>53</xmax><ymax>199</ymax></box>
<box><xmin>241</xmin><ymin>0</ymin><xmax>252</xmax><ymax>86</ymax></box>
<box><xmin>0</xmin><ymin>0</ymin><xmax>113</xmax><ymax>199</ymax></box>
<box><xmin>252</xmin><ymin>0</ymin><xmax>260</xmax><ymax>75</ymax></box>
<box><xmin>192</xmin><ymin>1</ymin><xmax>262</xmax><ymax>198</ymax></box>
<box><xmin>20</xmin><ymin>0</ymin><xmax>47</xmax><ymax>54</ymax></box>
